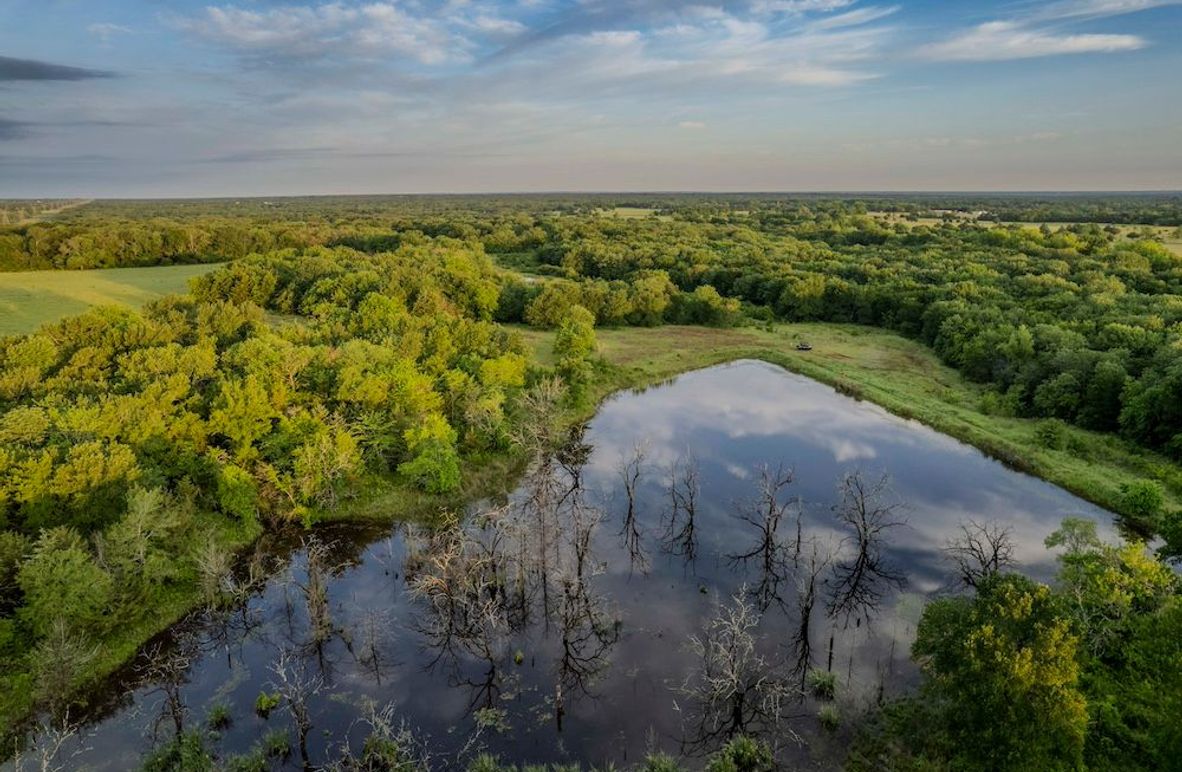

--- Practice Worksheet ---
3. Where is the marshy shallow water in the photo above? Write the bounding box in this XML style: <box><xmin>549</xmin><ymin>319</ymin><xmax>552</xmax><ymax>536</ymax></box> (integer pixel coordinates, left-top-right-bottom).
<box><xmin>16</xmin><ymin>360</ymin><xmax>1115</xmax><ymax>769</ymax></box>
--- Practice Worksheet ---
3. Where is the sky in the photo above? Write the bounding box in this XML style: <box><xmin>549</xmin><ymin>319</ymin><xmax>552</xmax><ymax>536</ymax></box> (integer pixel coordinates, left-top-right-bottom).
<box><xmin>1</xmin><ymin>0</ymin><xmax>1180</xmax><ymax>197</ymax></box>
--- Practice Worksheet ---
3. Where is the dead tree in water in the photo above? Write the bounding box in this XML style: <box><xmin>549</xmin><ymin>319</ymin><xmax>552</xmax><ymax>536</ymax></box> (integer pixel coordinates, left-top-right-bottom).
<box><xmin>827</xmin><ymin>472</ymin><xmax>905</xmax><ymax>626</ymax></box>
<box><xmin>138</xmin><ymin>639</ymin><xmax>198</xmax><ymax>741</ymax></box>
<box><xmin>9</xmin><ymin>711</ymin><xmax>88</xmax><ymax>772</ymax></box>
<box><xmin>680</xmin><ymin>588</ymin><xmax>801</xmax><ymax>753</ymax></box>
<box><xmin>663</xmin><ymin>450</ymin><xmax>701</xmax><ymax>563</ymax></box>
<box><xmin>355</xmin><ymin>608</ymin><xmax>396</xmax><ymax>686</ymax></box>
<box><xmin>943</xmin><ymin>519</ymin><xmax>1016</xmax><ymax>589</ymax></box>
<box><xmin>270</xmin><ymin>648</ymin><xmax>325</xmax><ymax>770</ymax></box>
<box><xmin>729</xmin><ymin>464</ymin><xmax>796</xmax><ymax>611</ymax></box>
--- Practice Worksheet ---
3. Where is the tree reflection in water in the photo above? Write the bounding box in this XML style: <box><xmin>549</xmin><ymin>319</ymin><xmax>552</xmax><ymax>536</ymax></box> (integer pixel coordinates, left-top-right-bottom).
<box><xmin>728</xmin><ymin>465</ymin><xmax>799</xmax><ymax>613</ymax></box>
<box><xmin>616</xmin><ymin>442</ymin><xmax>650</xmax><ymax>576</ymax></box>
<box><xmin>827</xmin><ymin>471</ymin><xmax>906</xmax><ymax>626</ymax></box>
<box><xmin>662</xmin><ymin>449</ymin><xmax>700</xmax><ymax>567</ymax></box>
<box><xmin>406</xmin><ymin>442</ymin><xmax>619</xmax><ymax>733</ymax></box>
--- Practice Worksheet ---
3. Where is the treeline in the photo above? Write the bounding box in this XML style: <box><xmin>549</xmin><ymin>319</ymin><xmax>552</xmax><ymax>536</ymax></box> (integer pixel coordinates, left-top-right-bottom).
<box><xmin>6</xmin><ymin>194</ymin><xmax>1180</xmax><ymax>270</ymax></box>
<box><xmin>0</xmin><ymin>200</ymin><xmax>87</xmax><ymax>227</ymax></box>
<box><xmin>0</xmin><ymin>218</ymin><xmax>349</xmax><ymax>271</ymax></box>
<box><xmin>5</xmin><ymin>197</ymin><xmax>1180</xmax><ymax>480</ymax></box>
<box><xmin>0</xmin><ymin>242</ymin><xmax>531</xmax><ymax>728</ymax></box>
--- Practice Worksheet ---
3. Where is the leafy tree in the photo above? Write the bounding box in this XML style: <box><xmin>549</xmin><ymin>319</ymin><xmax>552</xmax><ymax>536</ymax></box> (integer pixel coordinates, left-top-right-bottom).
<box><xmin>912</xmin><ymin>574</ymin><xmax>1087</xmax><ymax>770</ymax></box>
<box><xmin>18</xmin><ymin>527</ymin><xmax>114</xmax><ymax>636</ymax></box>
<box><xmin>1046</xmin><ymin>518</ymin><xmax>1175</xmax><ymax>658</ymax></box>
<box><xmin>553</xmin><ymin>304</ymin><xmax>597</xmax><ymax>362</ymax></box>
<box><xmin>216</xmin><ymin>462</ymin><xmax>259</xmax><ymax>523</ymax></box>
<box><xmin>397</xmin><ymin>414</ymin><xmax>461</xmax><ymax>494</ymax></box>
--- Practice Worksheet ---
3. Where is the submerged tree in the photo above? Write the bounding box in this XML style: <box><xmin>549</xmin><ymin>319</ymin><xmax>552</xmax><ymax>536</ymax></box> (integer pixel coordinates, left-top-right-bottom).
<box><xmin>789</xmin><ymin>538</ymin><xmax>833</xmax><ymax>685</ymax></box>
<box><xmin>944</xmin><ymin>520</ymin><xmax>1017</xmax><ymax>589</ymax></box>
<box><xmin>680</xmin><ymin>588</ymin><xmax>800</xmax><ymax>754</ymax></box>
<box><xmin>297</xmin><ymin>537</ymin><xmax>343</xmax><ymax>649</ymax></box>
<box><xmin>138</xmin><ymin>639</ymin><xmax>198</xmax><ymax>742</ymax></box>
<box><xmin>270</xmin><ymin>648</ymin><xmax>325</xmax><ymax>770</ymax></box>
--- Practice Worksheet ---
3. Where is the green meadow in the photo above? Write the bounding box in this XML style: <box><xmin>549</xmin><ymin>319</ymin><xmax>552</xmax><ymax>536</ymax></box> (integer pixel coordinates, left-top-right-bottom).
<box><xmin>0</xmin><ymin>263</ymin><xmax>217</xmax><ymax>337</ymax></box>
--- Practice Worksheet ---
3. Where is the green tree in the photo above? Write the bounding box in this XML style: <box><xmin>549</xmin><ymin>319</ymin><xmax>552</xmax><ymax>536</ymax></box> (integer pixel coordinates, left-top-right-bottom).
<box><xmin>397</xmin><ymin>414</ymin><xmax>461</xmax><ymax>494</ymax></box>
<box><xmin>1047</xmin><ymin>518</ymin><xmax>1175</xmax><ymax>657</ymax></box>
<box><xmin>912</xmin><ymin>574</ymin><xmax>1087</xmax><ymax>771</ymax></box>
<box><xmin>18</xmin><ymin>527</ymin><xmax>114</xmax><ymax>636</ymax></box>
<box><xmin>553</xmin><ymin>304</ymin><xmax>597</xmax><ymax>361</ymax></box>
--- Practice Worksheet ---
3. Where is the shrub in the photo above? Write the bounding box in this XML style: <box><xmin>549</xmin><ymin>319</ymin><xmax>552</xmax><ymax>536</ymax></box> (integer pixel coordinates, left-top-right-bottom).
<box><xmin>254</xmin><ymin>691</ymin><xmax>281</xmax><ymax>719</ymax></box>
<box><xmin>706</xmin><ymin>736</ymin><xmax>774</xmax><ymax>771</ymax></box>
<box><xmin>141</xmin><ymin>731</ymin><xmax>214</xmax><ymax>772</ymax></box>
<box><xmin>641</xmin><ymin>751</ymin><xmax>683</xmax><ymax>772</ymax></box>
<box><xmin>806</xmin><ymin>668</ymin><xmax>837</xmax><ymax>700</ymax></box>
<box><xmin>1120</xmin><ymin>480</ymin><xmax>1165</xmax><ymax>527</ymax></box>
<box><xmin>1035</xmin><ymin>419</ymin><xmax>1067</xmax><ymax>450</ymax></box>
<box><xmin>207</xmin><ymin>702</ymin><xmax>232</xmax><ymax>730</ymax></box>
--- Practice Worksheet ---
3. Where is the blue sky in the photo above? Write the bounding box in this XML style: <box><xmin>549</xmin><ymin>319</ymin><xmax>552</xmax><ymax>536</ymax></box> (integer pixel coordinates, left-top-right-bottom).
<box><xmin>2</xmin><ymin>0</ymin><xmax>1180</xmax><ymax>196</ymax></box>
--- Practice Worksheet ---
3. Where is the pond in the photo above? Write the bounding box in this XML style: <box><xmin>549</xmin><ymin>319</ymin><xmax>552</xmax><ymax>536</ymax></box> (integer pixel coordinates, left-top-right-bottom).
<box><xmin>16</xmin><ymin>360</ymin><xmax>1115</xmax><ymax>770</ymax></box>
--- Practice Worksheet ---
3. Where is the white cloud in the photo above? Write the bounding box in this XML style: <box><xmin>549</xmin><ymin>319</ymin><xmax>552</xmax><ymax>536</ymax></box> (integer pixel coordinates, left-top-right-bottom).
<box><xmin>87</xmin><ymin>22</ymin><xmax>133</xmax><ymax>43</ymax></box>
<box><xmin>175</xmin><ymin>2</ymin><xmax>490</xmax><ymax>65</ymax></box>
<box><xmin>919</xmin><ymin>20</ymin><xmax>1145</xmax><ymax>61</ymax></box>
<box><xmin>751</xmin><ymin>0</ymin><xmax>856</xmax><ymax>16</ymax></box>
<box><xmin>678</xmin><ymin>120</ymin><xmax>706</xmax><ymax>129</ymax></box>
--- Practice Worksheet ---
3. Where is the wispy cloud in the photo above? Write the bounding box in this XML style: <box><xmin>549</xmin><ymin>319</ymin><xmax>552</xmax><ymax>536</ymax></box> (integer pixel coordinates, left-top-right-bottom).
<box><xmin>0</xmin><ymin>55</ymin><xmax>114</xmax><ymax>81</ymax></box>
<box><xmin>175</xmin><ymin>3</ymin><xmax>479</xmax><ymax>66</ymax></box>
<box><xmin>87</xmin><ymin>22</ymin><xmax>133</xmax><ymax>43</ymax></box>
<box><xmin>918</xmin><ymin>20</ymin><xmax>1144</xmax><ymax>60</ymax></box>
<box><xmin>842</xmin><ymin>131</ymin><xmax>1067</xmax><ymax>152</ymax></box>
<box><xmin>4</xmin><ymin>0</ymin><xmax>1180</xmax><ymax>195</ymax></box>
<box><xmin>808</xmin><ymin>4</ymin><xmax>899</xmax><ymax>30</ymax></box>
<box><xmin>1032</xmin><ymin>0</ymin><xmax>1182</xmax><ymax>20</ymax></box>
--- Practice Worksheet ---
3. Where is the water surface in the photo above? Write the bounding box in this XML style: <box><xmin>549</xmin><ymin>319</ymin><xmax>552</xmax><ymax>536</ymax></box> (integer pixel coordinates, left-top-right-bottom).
<box><xmin>18</xmin><ymin>360</ymin><xmax>1113</xmax><ymax>769</ymax></box>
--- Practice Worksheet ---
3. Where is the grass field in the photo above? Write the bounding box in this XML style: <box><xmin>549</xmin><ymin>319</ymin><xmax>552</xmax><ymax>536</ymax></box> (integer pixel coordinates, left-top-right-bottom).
<box><xmin>517</xmin><ymin>323</ymin><xmax>1182</xmax><ymax>526</ymax></box>
<box><xmin>0</xmin><ymin>263</ymin><xmax>217</xmax><ymax>337</ymax></box>
<box><xmin>603</xmin><ymin>206</ymin><xmax>672</xmax><ymax>220</ymax></box>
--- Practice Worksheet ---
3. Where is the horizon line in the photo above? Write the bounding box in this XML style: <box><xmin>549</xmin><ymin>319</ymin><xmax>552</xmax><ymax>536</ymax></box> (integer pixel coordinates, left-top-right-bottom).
<box><xmin>5</xmin><ymin>189</ymin><xmax>1182</xmax><ymax>203</ymax></box>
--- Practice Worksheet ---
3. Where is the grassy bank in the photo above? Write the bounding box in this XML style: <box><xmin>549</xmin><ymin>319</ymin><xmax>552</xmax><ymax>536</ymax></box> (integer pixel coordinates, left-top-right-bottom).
<box><xmin>518</xmin><ymin>323</ymin><xmax>1182</xmax><ymax>524</ymax></box>
<box><xmin>0</xmin><ymin>263</ymin><xmax>217</xmax><ymax>336</ymax></box>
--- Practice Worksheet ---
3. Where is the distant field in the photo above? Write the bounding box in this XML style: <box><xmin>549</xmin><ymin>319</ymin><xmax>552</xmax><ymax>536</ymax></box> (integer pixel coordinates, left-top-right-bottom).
<box><xmin>602</xmin><ymin>206</ymin><xmax>672</xmax><ymax>220</ymax></box>
<box><xmin>0</xmin><ymin>263</ymin><xmax>216</xmax><ymax>337</ymax></box>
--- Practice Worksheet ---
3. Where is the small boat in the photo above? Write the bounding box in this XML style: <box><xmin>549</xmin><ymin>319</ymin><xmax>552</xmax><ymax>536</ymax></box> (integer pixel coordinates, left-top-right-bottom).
<box><xmin>795</xmin><ymin>342</ymin><xmax>812</xmax><ymax>351</ymax></box>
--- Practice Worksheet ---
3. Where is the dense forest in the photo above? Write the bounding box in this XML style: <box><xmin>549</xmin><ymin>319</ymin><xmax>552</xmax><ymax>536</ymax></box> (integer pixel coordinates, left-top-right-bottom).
<box><xmin>1</xmin><ymin>193</ymin><xmax>1180</xmax><ymax>770</ymax></box>
<box><xmin>14</xmin><ymin>195</ymin><xmax>1176</xmax><ymax>467</ymax></box>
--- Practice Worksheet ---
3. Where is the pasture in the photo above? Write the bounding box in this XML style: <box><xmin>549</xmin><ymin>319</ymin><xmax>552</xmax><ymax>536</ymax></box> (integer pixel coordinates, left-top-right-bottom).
<box><xmin>0</xmin><ymin>263</ymin><xmax>217</xmax><ymax>336</ymax></box>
